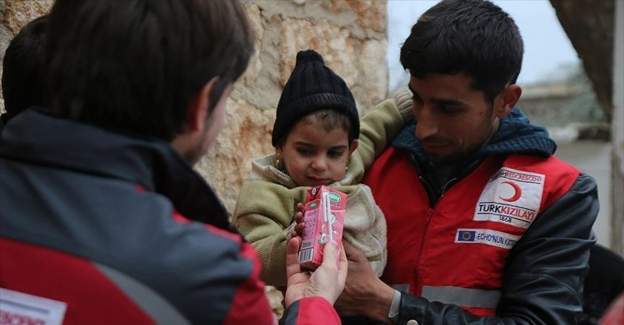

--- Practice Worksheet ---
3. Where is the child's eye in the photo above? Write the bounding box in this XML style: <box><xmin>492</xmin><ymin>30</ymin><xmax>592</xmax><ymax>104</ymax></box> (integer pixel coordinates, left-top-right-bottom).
<box><xmin>328</xmin><ymin>150</ymin><xmax>345</xmax><ymax>158</ymax></box>
<box><xmin>296</xmin><ymin>148</ymin><xmax>313</xmax><ymax>156</ymax></box>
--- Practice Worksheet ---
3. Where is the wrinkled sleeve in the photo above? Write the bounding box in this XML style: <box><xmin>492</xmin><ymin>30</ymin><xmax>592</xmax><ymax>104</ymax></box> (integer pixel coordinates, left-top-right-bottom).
<box><xmin>395</xmin><ymin>174</ymin><xmax>598</xmax><ymax>325</ymax></box>
<box><xmin>347</xmin><ymin>88</ymin><xmax>413</xmax><ymax>184</ymax></box>
<box><xmin>222</xmin><ymin>240</ymin><xmax>276</xmax><ymax>325</ymax></box>
<box><xmin>220</xmin><ymin>240</ymin><xmax>340</xmax><ymax>325</ymax></box>
<box><xmin>233</xmin><ymin>180</ymin><xmax>307</xmax><ymax>287</ymax></box>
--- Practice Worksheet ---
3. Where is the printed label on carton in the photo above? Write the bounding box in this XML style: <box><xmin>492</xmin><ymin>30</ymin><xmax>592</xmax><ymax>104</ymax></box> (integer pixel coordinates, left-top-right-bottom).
<box><xmin>298</xmin><ymin>186</ymin><xmax>346</xmax><ymax>270</ymax></box>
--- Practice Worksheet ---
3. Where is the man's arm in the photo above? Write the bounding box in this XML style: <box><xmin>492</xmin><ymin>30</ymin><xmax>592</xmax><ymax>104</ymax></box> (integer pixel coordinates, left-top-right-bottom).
<box><xmin>339</xmin><ymin>174</ymin><xmax>598</xmax><ymax>324</ymax></box>
<box><xmin>282</xmin><ymin>237</ymin><xmax>347</xmax><ymax>325</ymax></box>
<box><xmin>337</xmin><ymin>241</ymin><xmax>396</xmax><ymax>321</ymax></box>
<box><xmin>281</xmin><ymin>297</ymin><xmax>341</xmax><ymax>325</ymax></box>
<box><xmin>215</xmin><ymin>227</ymin><xmax>344</xmax><ymax>325</ymax></box>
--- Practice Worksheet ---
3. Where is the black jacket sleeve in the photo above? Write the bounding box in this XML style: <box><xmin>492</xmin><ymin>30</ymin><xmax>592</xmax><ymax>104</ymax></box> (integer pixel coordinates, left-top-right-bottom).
<box><xmin>396</xmin><ymin>173</ymin><xmax>599</xmax><ymax>325</ymax></box>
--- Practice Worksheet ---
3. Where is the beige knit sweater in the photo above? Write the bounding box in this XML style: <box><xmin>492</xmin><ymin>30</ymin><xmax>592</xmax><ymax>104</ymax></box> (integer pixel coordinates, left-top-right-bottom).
<box><xmin>233</xmin><ymin>89</ymin><xmax>412</xmax><ymax>286</ymax></box>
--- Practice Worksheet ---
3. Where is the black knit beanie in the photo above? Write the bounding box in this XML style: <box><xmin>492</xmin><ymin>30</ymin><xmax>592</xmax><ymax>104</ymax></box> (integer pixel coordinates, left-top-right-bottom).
<box><xmin>272</xmin><ymin>49</ymin><xmax>359</xmax><ymax>147</ymax></box>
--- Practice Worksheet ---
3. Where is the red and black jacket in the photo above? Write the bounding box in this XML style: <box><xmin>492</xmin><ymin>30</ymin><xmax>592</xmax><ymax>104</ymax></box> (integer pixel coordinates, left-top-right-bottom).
<box><xmin>0</xmin><ymin>109</ymin><xmax>339</xmax><ymax>325</ymax></box>
<box><xmin>363</xmin><ymin>109</ymin><xmax>598</xmax><ymax>324</ymax></box>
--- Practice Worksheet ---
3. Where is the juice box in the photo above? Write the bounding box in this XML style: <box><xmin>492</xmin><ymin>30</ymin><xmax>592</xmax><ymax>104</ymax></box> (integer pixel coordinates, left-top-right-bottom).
<box><xmin>297</xmin><ymin>186</ymin><xmax>346</xmax><ymax>270</ymax></box>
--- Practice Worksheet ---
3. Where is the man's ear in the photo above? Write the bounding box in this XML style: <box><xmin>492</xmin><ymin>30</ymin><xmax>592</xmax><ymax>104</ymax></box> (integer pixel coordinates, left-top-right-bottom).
<box><xmin>185</xmin><ymin>78</ymin><xmax>219</xmax><ymax>133</ymax></box>
<box><xmin>494</xmin><ymin>84</ymin><xmax>522</xmax><ymax>118</ymax></box>
<box><xmin>171</xmin><ymin>78</ymin><xmax>219</xmax><ymax>163</ymax></box>
<box><xmin>349</xmin><ymin>139</ymin><xmax>359</xmax><ymax>155</ymax></box>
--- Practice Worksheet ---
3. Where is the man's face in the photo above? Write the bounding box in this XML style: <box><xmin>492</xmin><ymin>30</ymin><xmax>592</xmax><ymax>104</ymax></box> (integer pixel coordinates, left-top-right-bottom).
<box><xmin>409</xmin><ymin>73</ymin><xmax>500</xmax><ymax>164</ymax></box>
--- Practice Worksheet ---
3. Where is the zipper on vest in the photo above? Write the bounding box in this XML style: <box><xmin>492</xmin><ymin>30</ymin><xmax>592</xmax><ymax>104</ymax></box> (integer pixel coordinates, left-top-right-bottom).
<box><xmin>418</xmin><ymin>175</ymin><xmax>437</xmax><ymax>207</ymax></box>
<box><xmin>438</xmin><ymin>177</ymin><xmax>458</xmax><ymax>199</ymax></box>
<box><xmin>411</xmin><ymin>153</ymin><xmax>486</xmax><ymax>204</ymax></box>
<box><xmin>414</xmin><ymin>207</ymin><xmax>435</xmax><ymax>293</ymax></box>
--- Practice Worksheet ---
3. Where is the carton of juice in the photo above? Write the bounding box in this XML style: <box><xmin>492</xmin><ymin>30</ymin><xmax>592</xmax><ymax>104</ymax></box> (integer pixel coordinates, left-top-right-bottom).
<box><xmin>297</xmin><ymin>185</ymin><xmax>346</xmax><ymax>270</ymax></box>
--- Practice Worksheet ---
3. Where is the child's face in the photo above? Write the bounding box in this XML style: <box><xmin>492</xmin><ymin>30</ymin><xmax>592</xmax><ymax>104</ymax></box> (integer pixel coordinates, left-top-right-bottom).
<box><xmin>278</xmin><ymin>117</ymin><xmax>357</xmax><ymax>187</ymax></box>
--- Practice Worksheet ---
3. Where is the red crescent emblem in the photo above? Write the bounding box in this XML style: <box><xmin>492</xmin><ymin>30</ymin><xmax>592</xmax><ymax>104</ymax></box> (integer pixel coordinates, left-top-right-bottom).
<box><xmin>499</xmin><ymin>181</ymin><xmax>522</xmax><ymax>202</ymax></box>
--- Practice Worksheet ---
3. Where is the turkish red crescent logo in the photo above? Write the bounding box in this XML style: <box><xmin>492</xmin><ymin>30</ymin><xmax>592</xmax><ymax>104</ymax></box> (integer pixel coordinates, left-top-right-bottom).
<box><xmin>499</xmin><ymin>181</ymin><xmax>522</xmax><ymax>202</ymax></box>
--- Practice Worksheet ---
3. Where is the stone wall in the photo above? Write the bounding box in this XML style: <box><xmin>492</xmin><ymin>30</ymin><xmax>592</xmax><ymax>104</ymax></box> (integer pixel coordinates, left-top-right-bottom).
<box><xmin>198</xmin><ymin>0</ymin><xmax>388</xmax><ymax>212</ymax></box>
<box><xmin>0</xmin><ymin>0</ymin><xmax>388</xmax><ymax>213</ymax></box>
<box><xmin>0</xmin><ymin>0</ymin><xmax>54</xmax><ymax>110</ymax></box>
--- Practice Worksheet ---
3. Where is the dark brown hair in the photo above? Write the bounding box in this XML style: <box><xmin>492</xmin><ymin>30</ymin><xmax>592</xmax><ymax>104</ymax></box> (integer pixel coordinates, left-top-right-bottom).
<box><xmin>45</xmin><ymin>0</ymin><xmax>255</xmax><ymax>140</ymax></box>
<box><xmin>401</xmin><ymin>0</ymin><xmax>523</xmax><ymax>102</ymax></box>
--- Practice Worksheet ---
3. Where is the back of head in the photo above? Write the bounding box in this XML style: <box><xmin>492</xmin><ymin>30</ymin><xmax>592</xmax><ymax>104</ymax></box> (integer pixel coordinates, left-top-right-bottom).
<box><xmin>400</xmin><ymin>0</ymin><xmax>523</xmax><ymax>102</ymax></box>
<box><xmin>45</xmin><ymin>0</ymin><xmax>254</xmax><ymax>140</ymax></box>
<box><xmin>2</xmin><ymin>15</ymin><xmax>48</xmax><ymax>123</ymax></box>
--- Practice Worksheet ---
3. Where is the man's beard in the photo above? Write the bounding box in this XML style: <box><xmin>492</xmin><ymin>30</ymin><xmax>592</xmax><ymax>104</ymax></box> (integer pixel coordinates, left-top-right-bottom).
<box><xmin>428</xmin><ymin>147</ymin><xmax>476</xmax><ymax>166</ymax></box>
<box><xmin>430</xmin><ymin>152</ymin><xmax>464</xmax><ymax>165</ymax></box>
<box><xmin>427</xmin><ymin>126</ymin><xmax>497</xmax><ymax>166</ymax></box>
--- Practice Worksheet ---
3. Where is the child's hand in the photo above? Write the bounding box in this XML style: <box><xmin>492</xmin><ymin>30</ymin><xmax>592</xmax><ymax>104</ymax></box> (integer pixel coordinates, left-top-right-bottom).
<box><xmin>293</xmin><ymin>202</ymin><xmax>305</xmax><ymax>237</ymax></box>
<box><xmin>286</xmin><ymin>203</ymin><xmax>306</xmax><ymax>240</ymax></box>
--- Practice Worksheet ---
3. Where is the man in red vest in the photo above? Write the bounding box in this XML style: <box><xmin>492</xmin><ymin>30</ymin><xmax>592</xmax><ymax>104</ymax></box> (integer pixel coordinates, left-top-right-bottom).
<box><xmin>0</xmin><ymin>0</ymin><xmax>346</xmax><ymax>324</ymax></box>
<box><xmin>336</xmin><ymin>0</ymin><xmax>599</xmax><ymax>324</ymax></box>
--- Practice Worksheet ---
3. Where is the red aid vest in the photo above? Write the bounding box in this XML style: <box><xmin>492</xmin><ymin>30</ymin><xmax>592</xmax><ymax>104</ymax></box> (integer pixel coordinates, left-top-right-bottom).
<box><xmin>363</xmin><ymin>147</ymin><xmax>579</xmax><ymax>316</ymax></box>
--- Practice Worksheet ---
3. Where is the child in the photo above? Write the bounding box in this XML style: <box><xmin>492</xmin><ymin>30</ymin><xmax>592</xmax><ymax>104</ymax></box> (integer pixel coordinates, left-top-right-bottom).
<box><xmin>233</xmin><ymin>49</ymin><xmax>412</xmax><ymax>286</ymax></box>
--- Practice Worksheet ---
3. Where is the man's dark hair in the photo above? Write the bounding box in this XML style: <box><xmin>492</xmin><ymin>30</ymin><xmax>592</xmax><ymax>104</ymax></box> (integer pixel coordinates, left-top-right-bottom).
<box><xmin>400</xmin><ymin>0</ymin><xmax>523</xmax><ymax>102</ymax></box>
<box><xmin>2</xmin><ymin>15</ymin><xmax>48</xmax><ymax>123</ymax></box>
<box><xmin>45</xmin><ymin>0</ymin><xmax>254</xmax><ymax>140</ymax></box>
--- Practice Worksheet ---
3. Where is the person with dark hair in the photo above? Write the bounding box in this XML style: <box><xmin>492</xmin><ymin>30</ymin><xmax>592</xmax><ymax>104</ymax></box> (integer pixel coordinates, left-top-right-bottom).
<box><xmin>0</xmin><ymin>1</ymin><xmax>346</xmax><ymax>324</ymax></box>
<box><xmin>0</xmin><ymin>15</ymin><xmax>47</xmax><ymax>128</ymax></box>
<box><xmin>333</xmin><ymin>0</ymin><xmax>599</xmax><ymax>324</ymax></box>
